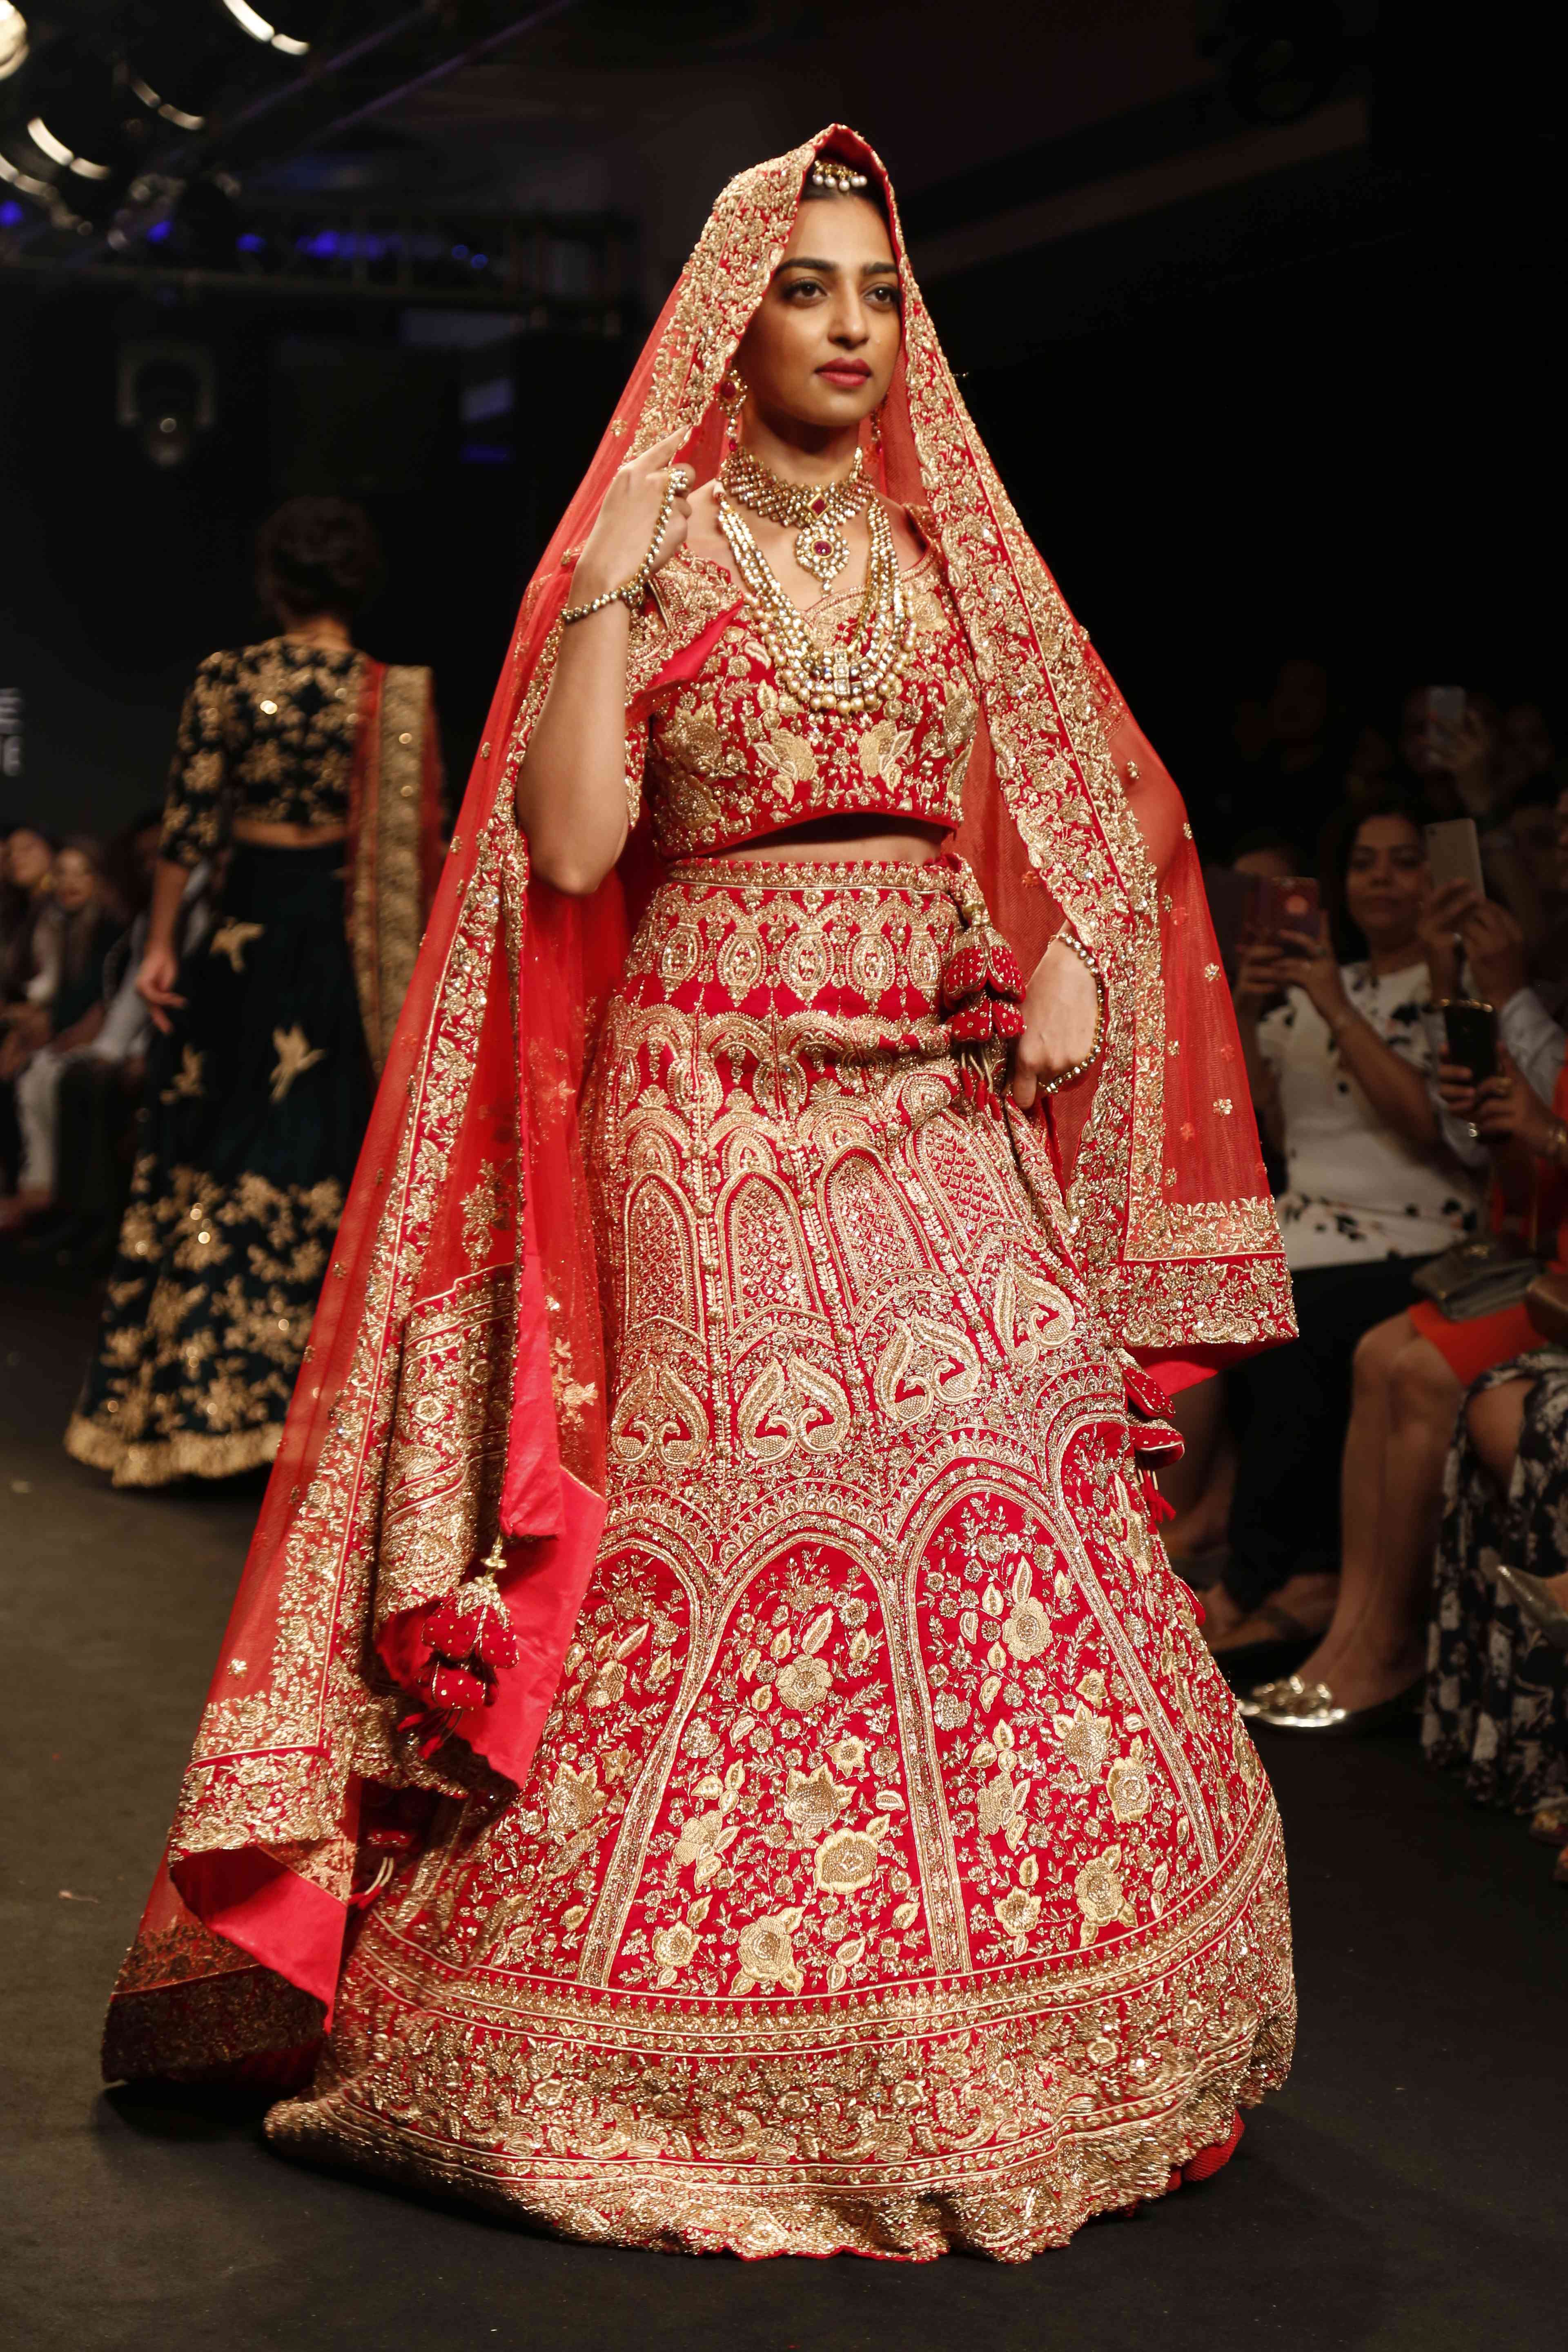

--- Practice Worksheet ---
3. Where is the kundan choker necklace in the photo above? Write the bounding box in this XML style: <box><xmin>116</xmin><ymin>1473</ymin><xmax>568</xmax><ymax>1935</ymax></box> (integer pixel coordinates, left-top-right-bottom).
<box><xmin>718</xmin><ymin>444</ymin><xmax>871</xmax><ymax>588</ymax></box>
<box><xmin>716</xmin><ymin>481</ymin><xmax>915</xmax><ymax>719</ymax></box>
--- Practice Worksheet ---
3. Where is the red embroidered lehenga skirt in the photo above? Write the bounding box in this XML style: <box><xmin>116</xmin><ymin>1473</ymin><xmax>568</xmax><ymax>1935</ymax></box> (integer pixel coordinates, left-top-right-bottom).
<box><xmin>269</xmin><ymin>857</ymin><xmax>1294</xmax><ymax>2259</ymax></box>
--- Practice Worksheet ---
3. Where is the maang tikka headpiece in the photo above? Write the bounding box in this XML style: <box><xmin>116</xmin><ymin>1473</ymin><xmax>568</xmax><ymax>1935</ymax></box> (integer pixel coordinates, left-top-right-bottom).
<box><xmin>808</xmin><ymin>158</ymin><xmax>869</xmax><ymax>192</ymax></box>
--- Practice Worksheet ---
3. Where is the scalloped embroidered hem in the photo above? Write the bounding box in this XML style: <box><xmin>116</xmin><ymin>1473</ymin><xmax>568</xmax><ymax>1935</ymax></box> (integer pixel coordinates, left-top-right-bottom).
<box><xmin>64</xmin><ymin>1411</ymin><xmax>284</xmax><ymax>1489</ymax></box>
<box><xmin>265</xmin><ymin>2042</ymin><xmax>1286</xmax><ymax>2261</ymax></box>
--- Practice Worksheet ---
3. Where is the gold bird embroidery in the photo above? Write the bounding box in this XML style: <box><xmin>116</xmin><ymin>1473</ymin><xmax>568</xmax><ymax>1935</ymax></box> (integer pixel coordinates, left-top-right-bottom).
<box><xmin>270</xmin><ymin>1025</ymin><xmax>326</xmax><ymax>1102</ymax></box>
<box><xmin>209</xmin><ymin>919</ymin><xmax>264</xmax><ymax>973</ymax></box>
<box><xmin>160</xmin><ymin>1045</ymin><xmax>204</xmax><ymax>1103</ymax></box>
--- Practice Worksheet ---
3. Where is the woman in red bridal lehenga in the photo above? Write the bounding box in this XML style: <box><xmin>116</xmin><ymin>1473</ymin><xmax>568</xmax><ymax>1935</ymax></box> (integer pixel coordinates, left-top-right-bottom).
<box><xmin>101</xmin><ymin>131</ymin><xmax>1297</xmax><ymax>2260</ymax></box>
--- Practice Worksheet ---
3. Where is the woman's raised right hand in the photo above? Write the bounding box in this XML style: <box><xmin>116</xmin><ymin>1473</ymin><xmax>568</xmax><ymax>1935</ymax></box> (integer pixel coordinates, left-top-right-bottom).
<box><xmin>569</xmin><ymin>426</ymin><xmax>693</xmax><ymax>606</ymax></box>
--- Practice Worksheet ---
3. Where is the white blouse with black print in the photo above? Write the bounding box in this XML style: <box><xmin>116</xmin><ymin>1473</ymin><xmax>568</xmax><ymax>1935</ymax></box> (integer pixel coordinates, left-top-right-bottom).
<box><xmin>1257</xmin><ymin>960</ymin><xmax>1483</xmax><ymax>1269</ymax></box>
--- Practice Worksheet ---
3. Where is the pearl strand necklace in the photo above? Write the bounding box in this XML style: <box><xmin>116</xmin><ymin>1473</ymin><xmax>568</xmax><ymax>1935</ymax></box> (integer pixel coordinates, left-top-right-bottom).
<box><xmin>716</xmin><ymin>489</ymin><xmax>915</xmax><ymax>718</ymax></box>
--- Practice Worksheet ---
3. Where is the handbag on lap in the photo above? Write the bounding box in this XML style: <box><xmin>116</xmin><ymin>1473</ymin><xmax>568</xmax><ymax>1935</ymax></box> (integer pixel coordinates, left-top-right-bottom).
<box><xmin>1410</xmin><ymin>1235</ymin><xmax>1543</xmax><ymax>1322</ymax></box>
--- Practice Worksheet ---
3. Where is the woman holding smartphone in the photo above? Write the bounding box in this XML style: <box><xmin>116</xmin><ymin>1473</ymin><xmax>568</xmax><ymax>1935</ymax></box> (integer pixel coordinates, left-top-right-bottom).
<box><xmin>1214</xmin><ymin>800</ymin><xmax>1485</xmax><ymax>1684</ymax></box>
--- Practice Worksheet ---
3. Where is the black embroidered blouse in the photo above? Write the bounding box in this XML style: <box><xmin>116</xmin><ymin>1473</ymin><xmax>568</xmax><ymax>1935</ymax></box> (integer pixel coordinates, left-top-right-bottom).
<box><xmin>158</xmin><ymin>639</ymin><xmax>368</xmax><ymax>867</ymax></box>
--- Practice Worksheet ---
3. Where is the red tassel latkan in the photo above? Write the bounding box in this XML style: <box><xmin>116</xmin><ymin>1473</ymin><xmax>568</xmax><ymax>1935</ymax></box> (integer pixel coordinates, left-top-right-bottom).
<box><xmin>940</xmin><ymin>922</ymin><xmax>1026</xmax><ymax>1116</ymax></box>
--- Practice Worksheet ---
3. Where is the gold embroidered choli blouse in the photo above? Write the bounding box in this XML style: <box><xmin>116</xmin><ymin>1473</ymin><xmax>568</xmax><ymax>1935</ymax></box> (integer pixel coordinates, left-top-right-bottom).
<box><xmin>159</xmin><ymin>639</ymin><xmax>368</xmax><ymax>867</ymax></box>
<box><xmin>624</xmin><ymin>537</ymin><xmax>981</xmax><ymax>861</ymax></box>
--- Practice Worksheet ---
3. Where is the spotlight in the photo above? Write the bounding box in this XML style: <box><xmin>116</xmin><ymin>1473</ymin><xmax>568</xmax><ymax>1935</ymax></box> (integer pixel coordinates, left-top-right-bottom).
<box><xmin>0</xmin><ymin>4</ymin><xmax>27</xmax><ymax>84</ymax></box>
<box><xmin>0</xmin><ymin>149</ymin><xmax>49</xmax><ymax>200</ymax></box>
<box><xmin>117</xmin><ymin>341</ymin><xmax>216</xmax><ymax>472</ymax></box>
<box><xmin>122</xmin><ymin>2</ymin><xmax>242</xmax><ymax>133</ymax></box>
<box><xmin>127</xmin><ymin>71</ymin><xmax>206</xmax><ymax>131</ymax></box>
<box><xmin>8</xmin><ymin>39</ymin><xmax>128</xmax><ymax>209</ymax></box>
<box><xmin>27</xmin><ymin>115</ymin><xmax>112</xmax><ymax>179</ymax></box>
<box><xmin>220</xmin><ymin>1</ymin><xmax>311</xmax><ymax>56</ymax></box>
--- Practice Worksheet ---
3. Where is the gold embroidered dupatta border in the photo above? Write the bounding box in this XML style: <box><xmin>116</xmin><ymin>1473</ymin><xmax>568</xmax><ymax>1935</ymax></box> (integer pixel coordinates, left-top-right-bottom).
<box><xmin>346</xmin><ymin>662</ymin><xmax>441</xmax><ymax>1077</ymax></box>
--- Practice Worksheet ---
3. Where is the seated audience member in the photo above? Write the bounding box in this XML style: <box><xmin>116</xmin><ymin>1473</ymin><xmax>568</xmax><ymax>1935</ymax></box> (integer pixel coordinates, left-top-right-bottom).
<box><xmin>0</xmin><ymin>825</ymin><xmax>56</xmax><ymax>1189</ymax></box>
<box><xmin>1</xmin><ymin>839</ymin><xmax>123</xmax><ymax>1229</ymax></box>
<box><xmin>1246</xmin><ymin>893</ymin><xmax>1568</xmax><ymax>1731</ymax></box>
<box><xmin>1</xmin><ymin>824</ymin><xmax>56</xmax><ymax>994</ymax></box>
<box><xmin>1425</xmin><ymin>1336</ymin><xmax>1568</xmax><ymax>1873</ymax></box>
<box><xmin>1491</xmin><ymin>702</ymin><xmax>1556</xmax><ymax>812</ymax></box>
<box><xmin>1398</xmin><ymin>684</ymin><xmax>1547</xmax><ymax>952</ymax></box>
<box><xmin>1208</xmin><ymin>801</ymin><xmax>1484</xmax><ymax>1675</ymax></box>
<box><xmin>23</xmin><ymin>812</ymin><xmax>195</xmax><ymax>1270</ymax></box>
<box><xmin>1473</xmin><ymin>775</ymin><xmax>1568</xmax><ymax>1009</ymax></box>
<box><xmin>1164</xmin><ymin>826</ymin><xmax>1304</xmax><ymax>1561</ymax></box>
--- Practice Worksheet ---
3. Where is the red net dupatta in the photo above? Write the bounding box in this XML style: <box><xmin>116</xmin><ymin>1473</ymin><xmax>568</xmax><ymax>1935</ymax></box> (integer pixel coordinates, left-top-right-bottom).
<box><xmin>103</xmin><ymin>125</ymin><xmax>1291</xmax><ymax>2085</ymax></box>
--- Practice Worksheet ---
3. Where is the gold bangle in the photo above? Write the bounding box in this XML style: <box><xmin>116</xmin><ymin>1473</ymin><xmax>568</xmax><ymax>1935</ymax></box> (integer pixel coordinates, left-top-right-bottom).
<box><xmin>1040</xmin><ymin>929</ymin><xmax>1107</xmax><ymax>1098</ymax></box>
<box><xmin>561</xmin><ymin>472</ymin><xmax>679</xmax><ymax>626</ymax></box>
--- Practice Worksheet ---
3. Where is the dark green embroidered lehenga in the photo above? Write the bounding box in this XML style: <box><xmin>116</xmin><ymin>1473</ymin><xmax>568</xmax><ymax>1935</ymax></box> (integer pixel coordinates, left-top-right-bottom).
<box><xmin>66</xmin><ymin>639</ymin><xmax>439</xmax><ymax>1486</ymax></box>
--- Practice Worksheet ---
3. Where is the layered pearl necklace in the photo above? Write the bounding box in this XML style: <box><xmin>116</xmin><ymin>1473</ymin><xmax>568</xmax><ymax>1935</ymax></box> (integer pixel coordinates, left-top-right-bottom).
<box><xmin>716</xmin><ymin>454</ymin><xmax>915</xmax><ymax>719</ymax></box>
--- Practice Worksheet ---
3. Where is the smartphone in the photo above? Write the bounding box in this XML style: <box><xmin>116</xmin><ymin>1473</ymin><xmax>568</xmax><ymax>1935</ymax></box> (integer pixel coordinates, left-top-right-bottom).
<box><xmin>1424</xmin><ymin>685</ymin><xmax>1466</xmax><ymax>732</ymax></box>
<box><xmin>1258</xmin><ymin>873</ymin><xmax>1322</xmax><ymax>947</ymax></box>
<box><xmin>1425</xmin><ymin>816</ymin><xmax>1486</xmax><ymax>898</ymax></box>
<box><xmin>1441</xmin><ymin>997</ymin><xmax>1498</xmax><ymax>1085</ymax></box>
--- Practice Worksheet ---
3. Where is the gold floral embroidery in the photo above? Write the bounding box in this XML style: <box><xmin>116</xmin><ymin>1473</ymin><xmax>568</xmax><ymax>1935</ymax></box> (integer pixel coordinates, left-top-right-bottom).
<box><xmin>638</xmin><ymin>548</ymin><xmax>977</xmax><ymax>860</ymax></box>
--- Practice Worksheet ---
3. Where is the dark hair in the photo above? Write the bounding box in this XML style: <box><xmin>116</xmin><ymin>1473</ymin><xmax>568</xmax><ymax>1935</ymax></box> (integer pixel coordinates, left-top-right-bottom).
<box><xmin>255</xmin><ymin>496</ymin><xmax>382</xmax><ymax>624</ymax></box>
<box><xmin>1229</xmin><ymin>825</ymin><xmax>1301</xmax><ymax>864</ymax></box>
<box><xmin>1513</xmin><ymin>767</ymin><xmax>1566</xmax><ymax>812</ymax></box>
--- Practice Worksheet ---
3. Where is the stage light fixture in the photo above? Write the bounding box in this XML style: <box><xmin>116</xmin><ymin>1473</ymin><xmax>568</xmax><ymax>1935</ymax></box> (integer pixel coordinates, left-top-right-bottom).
<box><xmin>220</xmin><ymin>1</ymin><xmax>310</xmax><ymax>56</ymax></box>
<box><xmin>0</xmin><ymin>149</ymin><xmax>49</xmax><ymax>198</ymax></box>
<box><xmin>122</xmin><ymin>2</ymin><xmax>239</xmax><ymax>134</ymax></box>
<box><xmin>0</xmin><ymin>4</ymin><xmax>28</xmax><ymax>84</ymax></box>
<box><xmin>127</xmin><ymin>72</ymin><xmax>205</xmax><ymax>130</ymax></box>
<box><xmin>27</xmin><ymin>115</ymin><xmax>113</xmax><ymax>178</ymax></box>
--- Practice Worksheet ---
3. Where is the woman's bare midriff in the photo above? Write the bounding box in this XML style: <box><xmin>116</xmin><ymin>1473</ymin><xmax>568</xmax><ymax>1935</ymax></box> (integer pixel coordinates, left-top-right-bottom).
<box><xmin>715</xmin><ymin>815</ymin><xmax>949</xmax><ymax>867</ymax></box>
<box><xmin>232</xmin><ymin>820</ymin><xmax>350</xmax><ymax>849</ymax></box>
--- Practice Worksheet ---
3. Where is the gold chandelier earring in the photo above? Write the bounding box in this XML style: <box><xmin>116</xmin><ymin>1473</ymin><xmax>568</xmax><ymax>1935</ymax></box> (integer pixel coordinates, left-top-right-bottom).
<box><xmin>718</xmin><ymin>367</ymin><xmax>747</xmax><ymax>457</ymax></box>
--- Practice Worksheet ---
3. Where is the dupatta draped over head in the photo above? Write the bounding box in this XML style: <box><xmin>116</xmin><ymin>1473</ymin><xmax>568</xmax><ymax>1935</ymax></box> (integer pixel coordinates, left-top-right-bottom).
<box><xmin>105</xmin><ymin>127</ymin><xmax>1290</xmax><ymax>2082</ymax></box>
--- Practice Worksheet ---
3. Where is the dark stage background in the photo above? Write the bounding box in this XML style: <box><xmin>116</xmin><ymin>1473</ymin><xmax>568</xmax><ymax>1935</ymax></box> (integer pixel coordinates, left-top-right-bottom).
<box><xmin>0</xmin><ymin>2</ymin><xmax>1554</xmax><ymax>855</ymax></box>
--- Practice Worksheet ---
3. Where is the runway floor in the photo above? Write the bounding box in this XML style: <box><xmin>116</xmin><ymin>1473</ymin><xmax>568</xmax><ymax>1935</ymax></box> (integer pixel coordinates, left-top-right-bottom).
<box><xmin>3</xmin><ymin>1280</ymin><xmax>1564</xmax><ymax>2352</ymax></box>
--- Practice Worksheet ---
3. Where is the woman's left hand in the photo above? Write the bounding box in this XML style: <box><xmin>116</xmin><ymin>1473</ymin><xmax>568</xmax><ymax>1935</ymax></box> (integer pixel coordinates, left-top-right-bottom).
<box><xmin>1472</xmin><ymin>1050</ymin><xmax>1557</xmax><ymax>1155</ymax></box>
<box><xmin>1009</xmin><ymin>934</ymin><xmax>1101</xmax><ymax>1111</ymax></box>
<box><xmin>1270</xmin><ymin>929</ymin><xmax>1346</xmax><ymax>1023</ymax></box>
<box><xmin>1462</xmin><ymin>898</ymin><xmax>1528</xmax><ymax>1006</ymax></box>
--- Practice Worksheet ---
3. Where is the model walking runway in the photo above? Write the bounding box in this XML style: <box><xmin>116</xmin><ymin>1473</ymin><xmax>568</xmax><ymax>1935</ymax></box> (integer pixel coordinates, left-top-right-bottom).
<box><xmin>101</xmin><ymin>128</ymin><xmax>1296</xmax><ymax>2257</ymax></box>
